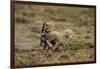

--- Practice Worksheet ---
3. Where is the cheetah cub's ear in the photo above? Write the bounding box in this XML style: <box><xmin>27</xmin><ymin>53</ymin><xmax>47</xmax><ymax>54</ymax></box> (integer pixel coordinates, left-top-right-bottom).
<box><xmin>51</xmin><ymin>24</ymin><xmax>54</xmax><ymax>31</ymax></box>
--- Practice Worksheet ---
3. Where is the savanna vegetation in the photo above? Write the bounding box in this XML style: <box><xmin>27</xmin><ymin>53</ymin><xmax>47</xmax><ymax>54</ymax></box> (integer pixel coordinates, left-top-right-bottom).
<box><xmin>14</xmin><ymin>3</ymin><xmax>95</xmax><ymax>67</ymax></box>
